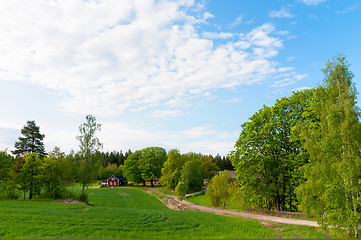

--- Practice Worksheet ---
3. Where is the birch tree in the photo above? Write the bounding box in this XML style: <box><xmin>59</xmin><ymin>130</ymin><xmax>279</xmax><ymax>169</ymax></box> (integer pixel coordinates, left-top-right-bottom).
<box><xmin>77</xmin><ymin>115</ymin><xmax>102</xmax><ymax>195</ymax></box>
<box><xmin>296</xmin><ymin>54</ymin><xmax>361</xmax><ymax>237</ymax></box>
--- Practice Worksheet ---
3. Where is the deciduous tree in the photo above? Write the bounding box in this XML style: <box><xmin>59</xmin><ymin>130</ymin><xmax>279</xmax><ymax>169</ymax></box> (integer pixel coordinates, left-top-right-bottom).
<box><xmin>180</xmin><ymin>157</ymin><xmax>204</xmax><ymax>193</ymax></box>
<box><xmin>123</xmin><ymin>150</ymin><xmax>143</xmax><ymax>184</ymax></box>
<box><xmin>230</xmin><ymin>89</ymin><xmax>313</xmax><ymax>211</ymax></box>
<box><xmin>161</xmin><ymin>149</ymin><xmax>189</xmax><ymax>188</ymax></box>
<box><xmin>138</xmin><ymin>147</ymin><xmax>166</xmax><ymax>186</ymax></box>
<box><xmin>77</xmin><ymin>115</ymin><xmax>102</xmax><ymax>195</ymax></box>
<box><xmin>18</xmin><ymin>153</ymin><xmax>42</xmax><ymax>199</ymax></box>
<box><xmin>207</xmin><ymin>170</ymin><xmax>232</xmax><ymax>208</ymax></box>
<box><xmin>296</xmin><ymin>55</ymin><xmax>361</xmax><ymax>236</ymax></box>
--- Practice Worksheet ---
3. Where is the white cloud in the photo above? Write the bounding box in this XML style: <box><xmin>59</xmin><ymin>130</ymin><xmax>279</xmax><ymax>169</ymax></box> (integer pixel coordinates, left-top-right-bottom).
<box><xmin>0</xmin><ymin>122</ymin><xmax>22</xmax><ymax>130</ymax></box>
<box><xmin>293</xmin><ymin>86</ymin><xmax>312</xmax><ymax>91</ymax></box>
<box><xmin>202</xmin><ymin>32</ymin><xmax>234</xmax><ymax>39</ymax></box>
<box><xmin>271</xmin><ymin>73</ymin><xmax>307</xmax><ymax>88</ymax></box>
<box><xmin>0</xmin><ymin>0</ymin><xmax>297</xmax><ymax>118</ymax></box>
<box><xmin>229</xmin><ymin>15</ymin><xmax>243</xmax><ymax>28</ymax></box>
<box><xmin>270</xmin><ymin>7</ymin><xmax>295</xmax><ymax>18</ymax></box>
<box><xmin>299</xmin><ymin>0</ymin><xmax>326</xmax><ymax>6</ymax></box>
<box><xmin>97</xmin><ymin>122</ymin><xmax>235</xmax><ymax>155</ymax></box>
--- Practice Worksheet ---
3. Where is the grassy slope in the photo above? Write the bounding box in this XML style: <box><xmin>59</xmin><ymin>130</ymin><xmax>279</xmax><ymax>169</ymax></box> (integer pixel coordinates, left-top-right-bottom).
<box><xmin>0</xmin><ymin>187</ymin><xmax>342</xmax><ymax>239</ymax></box>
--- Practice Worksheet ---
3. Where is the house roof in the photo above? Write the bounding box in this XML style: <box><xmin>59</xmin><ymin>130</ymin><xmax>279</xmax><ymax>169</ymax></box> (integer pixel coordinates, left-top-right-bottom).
<box><xmin>107</xmin><ymin>175</ymin><xmax>127</xmax><ymax>181</ymax></box>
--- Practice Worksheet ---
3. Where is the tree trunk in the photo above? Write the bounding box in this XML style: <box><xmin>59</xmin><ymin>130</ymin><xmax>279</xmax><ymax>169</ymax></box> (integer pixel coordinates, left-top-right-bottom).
<box><xmin>281</xmin><ymin>194</ymin><xmax>285</xmax><ymax>211</ymax></box>
<box><xmin>29</xmin><ymin>182</ymin><xmax>33</xmax><ymax>199</ymax></box>
<box><xmin>274</xmin><ymin>195</ymin><xmax>280</xmax><ymax>211</ymax></box>
<box><xmin>82</xmin><ymin>156</ymin><xmax>88</xmax><ymax>195</ymax></box>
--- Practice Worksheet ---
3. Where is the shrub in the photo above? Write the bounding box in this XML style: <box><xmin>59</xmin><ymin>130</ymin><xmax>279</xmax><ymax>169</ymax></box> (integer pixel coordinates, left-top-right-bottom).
<box><xmin>175</xmin><ymin>181</ymin><xmax>187</xmax><ymax>200</ymax></box>
<box><xmin>78</xmin><ymin>192</ymin><xmax>88</xmax><ymax>203</ymax></box>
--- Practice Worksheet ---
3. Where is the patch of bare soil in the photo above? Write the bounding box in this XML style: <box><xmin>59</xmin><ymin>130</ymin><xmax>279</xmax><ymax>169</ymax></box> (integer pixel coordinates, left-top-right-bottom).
<box><xmin>147</xmin><ymin>190</ymin><xmax>190</xmax><ymax>211</ymax></box>
<box><xmin>54</xmin><ymin>199</ymin><xmax>83</xmax><ymax>205</ymax></box>
<box><xmin>261</xmin><ymin>222</ymin><xmax>280</xmax><ymax>231</ymax></box>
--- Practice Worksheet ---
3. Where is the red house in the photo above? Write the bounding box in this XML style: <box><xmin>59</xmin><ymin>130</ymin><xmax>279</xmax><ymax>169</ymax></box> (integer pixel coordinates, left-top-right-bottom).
<box><xmin>102</xmin><ymin>175</ymin><xmax>128</xmax><ymax>187</ymax></box>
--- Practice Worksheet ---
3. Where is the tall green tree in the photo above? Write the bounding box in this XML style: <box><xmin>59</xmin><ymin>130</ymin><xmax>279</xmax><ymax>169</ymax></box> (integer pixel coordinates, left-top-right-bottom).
<box><xmin>13</xmin><ymin>120</ymin><xmax>46</xmax><ymax>158</ymax></box>
<box><xmin>230</xmin><ymin>89</ymin><xmax>313</xmax><ymax>211</ymax></box>
<box><xmin>123</xmin><ymin>150</ymin><xmax>143</xmax><ymax>184</ymax></box>
<box><xmin>296</xmin><ymin>55</ymin><xmax>361</xmax><ymax>237</ymax></box>
<box><xmin>76</xmin><ymin>115</ymin><xmax>102</xmax><ymax>195</ymax></box>
<box><xmin>161</xmin><ymin>149</ymin><xmax>189</xmax><ymax>188</ymax></box>
<box><xmin>123</xmin><ymin>147</ymin><xmax>166</xmax><ymax>186</ymax></box>
<box><xmin>0</xmin><ymin>151</ymin><xmax>19</xmax><ymax>199</ymax></box>
<box><xmin>39</xmin><ymin>156</ymin><xmax>64</xmax><ymax>199</ymax></box>
<box><xmin>180</xmin><ymin>158</ymin><xmax>205</xmax><ymax>193</ymax></box>
<box><xmin>138</xmin><ymin>147</ymin><xmax>167</xmax><ymax>186</ymax></box>
<box><xmin>17</xmin><ymin>153</ymin><xmax>42</xmax><ymax>199</ymax></box>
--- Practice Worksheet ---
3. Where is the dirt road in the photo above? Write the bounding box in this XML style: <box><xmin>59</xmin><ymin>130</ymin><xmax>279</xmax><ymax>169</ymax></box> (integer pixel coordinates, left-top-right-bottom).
<box><xmin>150</xmin><ymin>189</ymin><xmax>319</xmax><ymax>227</ymax></box>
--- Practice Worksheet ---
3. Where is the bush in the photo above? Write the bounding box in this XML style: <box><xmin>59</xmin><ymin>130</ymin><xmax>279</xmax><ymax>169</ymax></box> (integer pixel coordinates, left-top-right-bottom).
<box><xmin>78</xmin><ymin>192</ymin><xmax>88</xmax><ymax>203</ymax></box>
<box><xmin>175</xmin><ymin>181</ymin><xmax>187</xmax><ymax>200</ymax></box>
<box><xmin>0</xmin><ymin>181</ymin><xmax>21</xmax><ymax>200</ymax></box>
<box><xmin>206</xmin><ymin>171</ymin><xmax>232</xmax><ymax>208</ymax></box>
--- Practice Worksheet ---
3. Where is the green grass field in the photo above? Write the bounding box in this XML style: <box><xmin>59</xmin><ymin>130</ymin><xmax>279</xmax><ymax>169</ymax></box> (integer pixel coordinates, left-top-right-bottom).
<box><xmin>0</xmin><ymin>186</ymin><xmax>344</xmax><ymax>239</ymax></box>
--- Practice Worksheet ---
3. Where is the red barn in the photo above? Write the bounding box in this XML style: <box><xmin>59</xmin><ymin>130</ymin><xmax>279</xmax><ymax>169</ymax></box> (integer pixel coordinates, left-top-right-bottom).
<box><xmin>103</xmin><ymin>175</ymin><xmax>128</xmax><ymax>187</ymax></box>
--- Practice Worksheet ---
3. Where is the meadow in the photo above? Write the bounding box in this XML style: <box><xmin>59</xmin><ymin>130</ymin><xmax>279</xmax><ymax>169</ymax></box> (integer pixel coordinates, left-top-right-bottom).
<box><xmin>0</xmin><ymin>187</ymin><xmax>343</xmax><ymax>239</ymax></box>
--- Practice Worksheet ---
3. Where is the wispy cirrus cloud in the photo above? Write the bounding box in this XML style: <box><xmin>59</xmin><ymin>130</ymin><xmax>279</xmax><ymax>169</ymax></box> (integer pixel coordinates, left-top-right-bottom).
<box><xmin>229</xmin><ymin>15</ymin><xmax>243</xmax><ymax>28</ymax></box>
<box><xmin>336</xmin><ymin>4</ymin><xmax>358</xmax><ymax>15</ymax></box>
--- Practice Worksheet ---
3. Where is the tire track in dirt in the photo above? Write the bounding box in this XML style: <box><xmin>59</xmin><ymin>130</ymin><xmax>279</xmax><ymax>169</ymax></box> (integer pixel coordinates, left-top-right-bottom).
<box><xmin>149</xmin><ymin>188</ymin><xmax>319</xmax><ymax>227</ymax></box>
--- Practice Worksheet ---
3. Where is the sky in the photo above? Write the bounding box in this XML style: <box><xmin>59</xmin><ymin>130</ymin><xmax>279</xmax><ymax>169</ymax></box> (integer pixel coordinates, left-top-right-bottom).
<box><xmin>1</xmin><ymin>0</ymin><xmax>360</xmax><ymax>156</ymax></box>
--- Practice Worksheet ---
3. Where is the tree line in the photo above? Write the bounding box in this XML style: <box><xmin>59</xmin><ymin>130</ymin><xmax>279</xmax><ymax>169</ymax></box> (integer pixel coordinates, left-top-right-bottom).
<box><xmin>0</xmin><ymin>117</ymin><xmax>232</xmax><ymax>200</ymax></box>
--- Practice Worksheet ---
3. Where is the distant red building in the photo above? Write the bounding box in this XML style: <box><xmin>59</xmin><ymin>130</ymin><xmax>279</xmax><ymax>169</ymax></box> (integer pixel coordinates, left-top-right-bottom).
<box><xmin>102</xmin><ymin>175</ymin><xmax>128</xmax><ymax>187</ymax></box>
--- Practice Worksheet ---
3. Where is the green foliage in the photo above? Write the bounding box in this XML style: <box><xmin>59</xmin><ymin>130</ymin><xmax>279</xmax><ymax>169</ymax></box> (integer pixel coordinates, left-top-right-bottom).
<box><xmin>296</xmin><ymin>54</ymin><xmax>361</xmax><ymax>237</ymax></box>
<box><xmin>123</xmin><ymin>150</ymin><xmax>143</xmax><ymax>184</ymax></box>
<box><xmin>199</xmin><ymin>154</ymin><xmax>219</xmax><ymax>180</ymax></box>
<box><xmin>161</xmin><ymin>150</ymin><xmax>219</xmax><ymax>190</ymax></box>
<box><xmin>17</xmin><ymin>153</ymin><xmax>42</xmax><ymax>199</ymax></box>
<box><xmin>39</xmin><ymin>156</ymin><xmax>65</xmax><ymax>199</ymax></box>
<box><xmin>0</xmin><ymin>151</ymin><xmax>20</xmax><ymax>199</ymax></box>
<box><xmin>175</xmin><ymin>181</ymin><xmax>187</xmax><ymax>200</ymax></box>
<box><xmin>180</xmin><ymin>158</ymin><xmax>205</xmax><ymax>193</ymax></box>
<box><xmin>13</xmin><ymin>120</ymin><xmax>46</xmax><ymax>158</ymax></box>
<box><xmin>206</xmin><ymin>170</ymin><xmax>232</xmax><ymax>208</ymax></box>
<box><xmin>213</xmin><ymin>154</ymin><xmax>234</xmax><ymax>171</ymax></box>
<box><xmin>78</xmin><ymin>192</ymin><xmax>88</xmax><ymax>203</ymax></box>
<box><xmin>230</xmin><ymin>89</ymin><xmax>314</xmax><ymax>211</ymax></box>
<box><xmin>138</xmin><ymin>147</ymin><xmax>167</xmax><ymax>185</ymax></box>
<box><xmin>98</xmin><ymin>163</ymin><xmax>122</xmax><ymax>180</ymax></box>
<box><xmin>76</xmin><ymin>114</ymin><xmax>102</xmax><ymax>194</ymax></box>
<box><xmin>123</xmin><ymin>147</ymin><xmax>166</xmax><ymax>186</ymax></box>
<box><xmin>160</xmin><ymin>149</ymin><xmax>189</xmax><ymax>188</ymax></box>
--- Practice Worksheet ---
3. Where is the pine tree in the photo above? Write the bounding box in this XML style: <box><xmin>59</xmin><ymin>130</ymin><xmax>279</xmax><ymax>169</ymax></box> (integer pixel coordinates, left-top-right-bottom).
<box><xmin>13</xmin><ymin>120</ymin><xmax>46</xmax><ymax>158</ymax></box>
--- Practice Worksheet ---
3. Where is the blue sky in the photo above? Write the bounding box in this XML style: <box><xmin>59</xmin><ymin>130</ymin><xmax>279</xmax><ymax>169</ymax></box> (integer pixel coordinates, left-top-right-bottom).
<box><xmin>0</xmin><ymin>0</ymin><xmax>360</xmax><ymax>156</ymax></box>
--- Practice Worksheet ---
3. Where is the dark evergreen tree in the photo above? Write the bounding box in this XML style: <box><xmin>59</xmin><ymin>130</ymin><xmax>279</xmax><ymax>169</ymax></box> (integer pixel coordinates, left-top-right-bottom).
<box><xmin>13</xmin><ymin>120</ymin><xmax>46</xmax><ymax>158</ymax></box>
